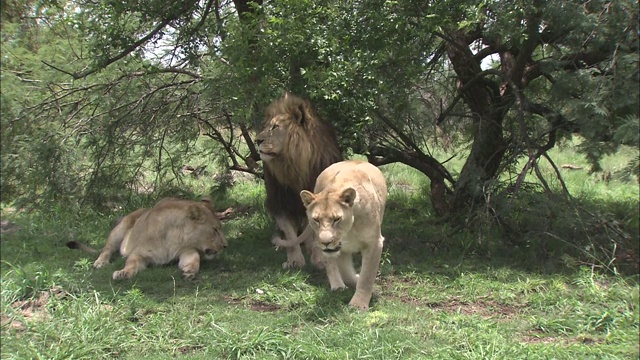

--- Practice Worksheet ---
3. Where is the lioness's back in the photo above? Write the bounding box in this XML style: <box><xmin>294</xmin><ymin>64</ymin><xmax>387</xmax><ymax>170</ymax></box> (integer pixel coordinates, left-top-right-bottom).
<box><xmin>315</xmin><ymin>160</ymin><xmax>387</xmax><ymax>205</ymax></box>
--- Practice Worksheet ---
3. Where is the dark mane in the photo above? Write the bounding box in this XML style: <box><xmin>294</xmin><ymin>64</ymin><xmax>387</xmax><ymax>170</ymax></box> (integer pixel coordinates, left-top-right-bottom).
<box><xmin>262</xmin><ymin>94</ymin><xmax>342</xmax><ymax>223</ymax></box>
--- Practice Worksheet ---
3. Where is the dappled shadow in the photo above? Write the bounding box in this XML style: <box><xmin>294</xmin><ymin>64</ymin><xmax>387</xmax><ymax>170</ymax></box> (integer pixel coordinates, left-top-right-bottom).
<box><xmin>1</xmin><ymin>181</ymin><xmax>637</xmax><ymax>313</ymax></box>
<box><xmin>382</xmin><ymin>189</ymin><xmax>639</xmax><ymax>278</ymax></box>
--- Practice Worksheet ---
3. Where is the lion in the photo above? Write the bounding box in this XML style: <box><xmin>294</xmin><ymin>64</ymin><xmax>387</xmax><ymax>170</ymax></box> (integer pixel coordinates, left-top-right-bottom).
<box><xmin>66</xmin><ymin>197</ymin><xmax>227</xmax><ymax>280</ymax></box>
<box><xmin>255</xmin><ymin>93</ymin><xmax>342</xmax><ymax>269</ymax></box>
<box><xmin>300</xmin><ymin>160</ymin><xmax>387</xmax><ymax>311</ymax></box>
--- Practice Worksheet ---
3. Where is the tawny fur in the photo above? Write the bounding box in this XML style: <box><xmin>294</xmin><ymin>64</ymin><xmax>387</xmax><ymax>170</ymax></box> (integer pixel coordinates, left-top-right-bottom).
<box><xmin>300</xmin><ymin>160</ymin><xmax>387</xmax><ymax>311</ymax></box>
<box><xmin>72</xmin><ymin>198</ymin><xmax>227</xmax><ymax>280</ymax></box>
<box><xmin>255</xmin><ymin>93</ymin><xmax>342</xmax><ymax>269</ymax></box>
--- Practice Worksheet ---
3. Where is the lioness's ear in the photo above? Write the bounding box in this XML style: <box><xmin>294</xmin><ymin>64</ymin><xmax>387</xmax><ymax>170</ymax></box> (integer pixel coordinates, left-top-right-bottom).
<box><xmin>187</xmin><ymin>204</ymin><xmax>205</xmax><ymax>222</ymax></box>
<box><xmin>300</xmin><ymin>190</ymin><xmax>316</xmax><ymax>208</ymax></box>
<box><xmin>339</xmin><ymin>188</ymin><xmax>356</xmax><ymax>207</ymax></box>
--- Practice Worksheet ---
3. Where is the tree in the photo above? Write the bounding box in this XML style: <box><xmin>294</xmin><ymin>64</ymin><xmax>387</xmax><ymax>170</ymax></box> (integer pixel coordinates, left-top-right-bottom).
<box><xmin>1</xmin><ymin>0</ymin><xmax>637</xmax><ymax>216</ymax></box>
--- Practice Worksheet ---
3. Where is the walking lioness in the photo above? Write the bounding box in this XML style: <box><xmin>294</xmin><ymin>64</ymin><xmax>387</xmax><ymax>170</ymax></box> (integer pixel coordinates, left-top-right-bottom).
<box><xmin>300</xmin><ymin>160</ymin><xmax>387</xmax><ymax>311</ymax></box>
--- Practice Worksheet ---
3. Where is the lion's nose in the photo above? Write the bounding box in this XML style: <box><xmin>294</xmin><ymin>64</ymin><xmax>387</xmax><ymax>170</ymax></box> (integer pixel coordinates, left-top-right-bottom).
<box><xmin>318</xmin><ymin>231</ymin><xmax>333</xmax><ymax>246</ymax></box>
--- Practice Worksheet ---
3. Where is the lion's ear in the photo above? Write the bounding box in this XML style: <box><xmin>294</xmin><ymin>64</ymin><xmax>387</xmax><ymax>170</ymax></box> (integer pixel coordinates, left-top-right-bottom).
<box><xmin>300</xmin><ymin>190</ymin><xmax>316</xmax><ymax>208</ymax></box>
<box><xmin>283</xmin><ymin>93</ymin><xmax>305</xmax><ymax>125</ymax></box>
<box><xmin>199</xmin><ymin>197</ymin><xmax>215</xmax><ymax>214</ymax></box>
<box><xmin>339</xmin><ymin>188</ymin><xmax>356</xmax><ymax>207</ymax></box>
<box><xmin>291</xmin><ymin>103</ymin><xmax>305</xmax><ymax>125</ymax></box>
<box><xmin>186</xmin><ymin>204</ymin><xmax>205</xmax><ymax>222</ymax></box>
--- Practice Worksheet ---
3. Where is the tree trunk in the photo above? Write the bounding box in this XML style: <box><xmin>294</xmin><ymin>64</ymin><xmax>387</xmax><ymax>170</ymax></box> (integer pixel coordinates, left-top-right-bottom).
<box><xmin>444</xmin><ymin>29</ymin><xmax>510</xmax><ymax>212</ymax></box>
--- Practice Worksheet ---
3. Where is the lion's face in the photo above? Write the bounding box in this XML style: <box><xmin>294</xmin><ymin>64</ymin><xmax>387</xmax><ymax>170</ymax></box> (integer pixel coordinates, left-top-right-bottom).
<box><xmin>188</xmin><ymin>208</ymin><xmax>228</xmax><ymax>260</ymax></box>
<box><xmin>300</xmin><ymin>188</ymin><xmax>356</xmax><ymax>256</ymax></box>
<box><xmin>255</xmin><ymin>114</ymin><xmax>293</xmax><ymax>163</ymax></box>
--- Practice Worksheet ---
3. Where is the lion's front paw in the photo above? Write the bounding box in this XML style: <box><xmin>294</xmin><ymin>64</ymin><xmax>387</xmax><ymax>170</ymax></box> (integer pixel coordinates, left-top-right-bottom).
<box><xmin>282</xmin><ymin>259</ymin><xmax>305</xmax><ymax>269</ymax></box>
<box><xmin>94</xmin><ymin>258</ymin><xmax>109</xmax><ymax>269</ymax></box>
<box><xmin>310</xmin><ymin>250</ymin><xmax>326</xmax><ymax>270</ymax></box>
<box><xmin>112</xmin><ymin>270</ymin><xmax>132</xmax><ymax>280</ymax></box>
<box><xmin>348</xmin><ymin>297</ymin><xmax>370</xmax><ymax>311</ymax></box>
<box><xmin>182</xmin><ymin>270</ymin><xmax>197</xmax><ymax>280</ymax></box>
<box><xmin>282</xmin><ymin>247</ymin><xmax>306</xmax><ymax>269</ymax></box>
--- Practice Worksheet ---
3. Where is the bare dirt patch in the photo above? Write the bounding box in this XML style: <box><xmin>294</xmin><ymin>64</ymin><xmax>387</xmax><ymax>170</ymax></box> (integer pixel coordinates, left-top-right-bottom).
<box><xmin>223</xmin><ymin>296</ymin><xmax>281</xmax><ymax>313</ymax></box>
<box><xmin>0</xmin><ymin>220</ymin><xmax>20</xmax><ymax>236</ymax></box>
<box><xmin>426</xmin><ymin>296</ymin><xmax>526</xmax><ymax>320</ymax></box>
<box><xmin>249</xmin><ymin>301</ymin><xmax>281</xmax><ymax>312</ymax></box>
<box><xmin>1</xmin><ymin>287</ymin><xmax>68</xmax><ymax>333</ymax></box>
<box><xmin>177</xmin><ymin>345</ymin><xmax>204</xmax><ymax>356</ymax></box>
<box><xmin>521</xmin><ymin>330</ymin><xmax>604</xmax><ymax>346</ymax></box>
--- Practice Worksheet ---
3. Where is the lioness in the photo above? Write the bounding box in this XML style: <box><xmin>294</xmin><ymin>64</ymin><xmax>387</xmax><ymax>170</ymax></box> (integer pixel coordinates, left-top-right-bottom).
<box><xmin>300</xmin><ymin>160</ymin><xmax>387</xmax><ymax>311</ymax></box>
<box><xmin>67</xmin><ymin>197</ymin><xmax>227</xmax><ymax>280</ymax></box>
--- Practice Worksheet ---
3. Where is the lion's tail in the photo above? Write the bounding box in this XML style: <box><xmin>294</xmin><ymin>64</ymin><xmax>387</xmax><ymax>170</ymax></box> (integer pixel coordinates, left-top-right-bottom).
<box><xmin>271</xmin><ymin>225</ymin><xmax>314</xmax><ymax>248</ymax></box>
<box><xmin>66</xmin><ymin>240</ymin><xmax>99</xmax><ymax>254</ymax></box>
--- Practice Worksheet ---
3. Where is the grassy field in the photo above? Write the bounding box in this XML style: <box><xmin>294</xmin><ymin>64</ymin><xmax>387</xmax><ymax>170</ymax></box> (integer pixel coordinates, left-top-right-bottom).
<box><xmin>1</xmin><ymin>144</ymin><xmax>638</xmax><ymax>359</ymax></box>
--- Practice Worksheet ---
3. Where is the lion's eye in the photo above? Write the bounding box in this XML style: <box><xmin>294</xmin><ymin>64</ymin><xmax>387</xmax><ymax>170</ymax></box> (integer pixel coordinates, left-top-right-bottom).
<box><xmin>311</xmin><ymin>217</ymin><xmax>320</xmax><ymax>224</ymax></box>
<box><xmin>332</xmin><ymin>216</ymin><xmax>342</xmax><ymax>224</ymax></box>
<box><xmin>270</xmin><ymin>124</ymin><xmax>279</xmax><ymax>131</ymax></box>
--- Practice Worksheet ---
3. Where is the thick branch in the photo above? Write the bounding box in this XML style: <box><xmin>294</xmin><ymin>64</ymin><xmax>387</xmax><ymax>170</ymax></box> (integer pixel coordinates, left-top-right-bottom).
<box><xmin>511</xmin><ymin>1</ymin><xmax>542</xmax><ymax>86</ymax></box>
<box><xmin>368</xmin><ymin>146</ymin><xmax>454</xmax><ymax>216</ymax></box>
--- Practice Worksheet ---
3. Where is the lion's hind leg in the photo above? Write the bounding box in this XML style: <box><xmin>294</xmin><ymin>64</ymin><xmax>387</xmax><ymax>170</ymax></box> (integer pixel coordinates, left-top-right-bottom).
<box><xmin>95</xmin><ymin>222</ymin><xmax>128</xmax><ymax>268</ymax></box>
<box><xmin>95</xmin><ymin>208</ymin><xmax>147</xmax><ymax>269</ymax></box>
<box><xmin>178</xmin><ymin>250</ymin><xmax>201</xmax><ymax>280</ymax></box>
<box><xmin>112</xmin><ymin>253</ymin><xmax>148</xmax><ymax>280</ymax></box>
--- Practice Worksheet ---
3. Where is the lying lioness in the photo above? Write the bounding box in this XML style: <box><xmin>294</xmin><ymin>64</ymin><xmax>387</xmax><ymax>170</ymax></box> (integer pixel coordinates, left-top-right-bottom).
<box><xmin>67</xmin><ymin>197</ymin><xmax>227</xmax><ymax>280</ymax></box>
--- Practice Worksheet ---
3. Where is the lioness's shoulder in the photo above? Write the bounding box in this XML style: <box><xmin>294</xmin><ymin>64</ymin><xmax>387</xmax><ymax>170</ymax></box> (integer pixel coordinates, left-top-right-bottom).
<box><xmin>321</xmin><ymin>160</ymin><xmax>385</xmax><ymax>187</ymax></box>
<box><xmin>148</xmin><ymin>197</ymin><xmax>218</xmax><ymax>222</ymax></box>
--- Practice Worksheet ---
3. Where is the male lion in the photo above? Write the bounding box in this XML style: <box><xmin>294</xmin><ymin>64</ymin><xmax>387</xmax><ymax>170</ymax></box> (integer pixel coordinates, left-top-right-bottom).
<box><xmin>300</xmin><ymin>160</ymin><xmax>387</xmax><ymax>311</ymax></box>
<box><xmin>67</xmin><ymin>197</ymin><xmax>227</xmax><ymax>280</ymax></box>
<box><xmin>255</xmin><ymin>93</ymin><xmax>342</xmax><ymax>269</ymax></box>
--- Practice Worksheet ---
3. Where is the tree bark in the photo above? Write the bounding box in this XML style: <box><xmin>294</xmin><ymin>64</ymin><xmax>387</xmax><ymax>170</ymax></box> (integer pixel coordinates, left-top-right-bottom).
<box><xmin>444</xmin><ymin>29</ymin><xmax>509</xmax><ymax>211</ymax></box>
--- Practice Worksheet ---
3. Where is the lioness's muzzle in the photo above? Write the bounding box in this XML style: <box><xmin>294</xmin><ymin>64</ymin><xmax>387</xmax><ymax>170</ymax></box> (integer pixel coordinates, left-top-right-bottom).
<box><xmin>322</xmin><ymin>245</ymin><xmax>341</xmax><ymax>254</ymax></box>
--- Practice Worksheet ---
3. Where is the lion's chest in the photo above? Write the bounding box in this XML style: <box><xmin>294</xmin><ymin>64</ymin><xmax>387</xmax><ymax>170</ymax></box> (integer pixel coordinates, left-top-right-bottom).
<box><xmin>338</xmin><ymin>236</ymin><xmax>363</xmax><ymax>254</ymax></box>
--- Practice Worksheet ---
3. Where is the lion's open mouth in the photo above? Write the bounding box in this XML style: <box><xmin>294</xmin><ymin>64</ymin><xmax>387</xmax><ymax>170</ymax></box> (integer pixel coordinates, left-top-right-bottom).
<box><xmin>323</xmin><ymin>246</ymin><xmax>341</xmax><ymax>254</ymax></box>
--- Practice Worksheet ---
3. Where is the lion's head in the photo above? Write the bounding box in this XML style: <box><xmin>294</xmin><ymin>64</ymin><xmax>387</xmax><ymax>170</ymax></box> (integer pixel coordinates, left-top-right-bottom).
<box><xmin>255</xmin><ymin>93</ymin><xmax>342</xmax><ymax>197</ymax></box>
<box><xmin>182</xmin><ymin>198</ymin><xmax>228</xmax><ymax>260</ymax></box>
<box><xmin>300</xmin><ymin>187</ymin><xmax>356</xmax><ymax>256</ymax></box>
<box><xmin>151</xmin><ymin>197</ymin><xmax>228</xmax><ymax>260</ymax></box>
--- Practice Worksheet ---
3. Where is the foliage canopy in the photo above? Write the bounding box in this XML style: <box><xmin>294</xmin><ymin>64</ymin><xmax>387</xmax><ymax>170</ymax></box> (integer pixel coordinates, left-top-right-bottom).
<box><xmin>1</xmin><ymin>0</ymin><xmax>638</xmax><ymax>213</ymax></box>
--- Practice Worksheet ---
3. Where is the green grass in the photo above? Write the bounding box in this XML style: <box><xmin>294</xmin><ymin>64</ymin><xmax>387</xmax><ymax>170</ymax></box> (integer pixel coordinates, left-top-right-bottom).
<box><xmin>1</xmin><ymin>147</ymin><xmax>638</xmax><ymax>359</ymax></box>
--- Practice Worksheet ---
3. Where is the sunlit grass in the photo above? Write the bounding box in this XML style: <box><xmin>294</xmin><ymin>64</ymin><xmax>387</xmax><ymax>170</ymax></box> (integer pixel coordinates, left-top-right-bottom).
<box><xmin>1</xmin><ymin>146</ymin><xmax>638</xmax><ymax>359</ymax></box>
